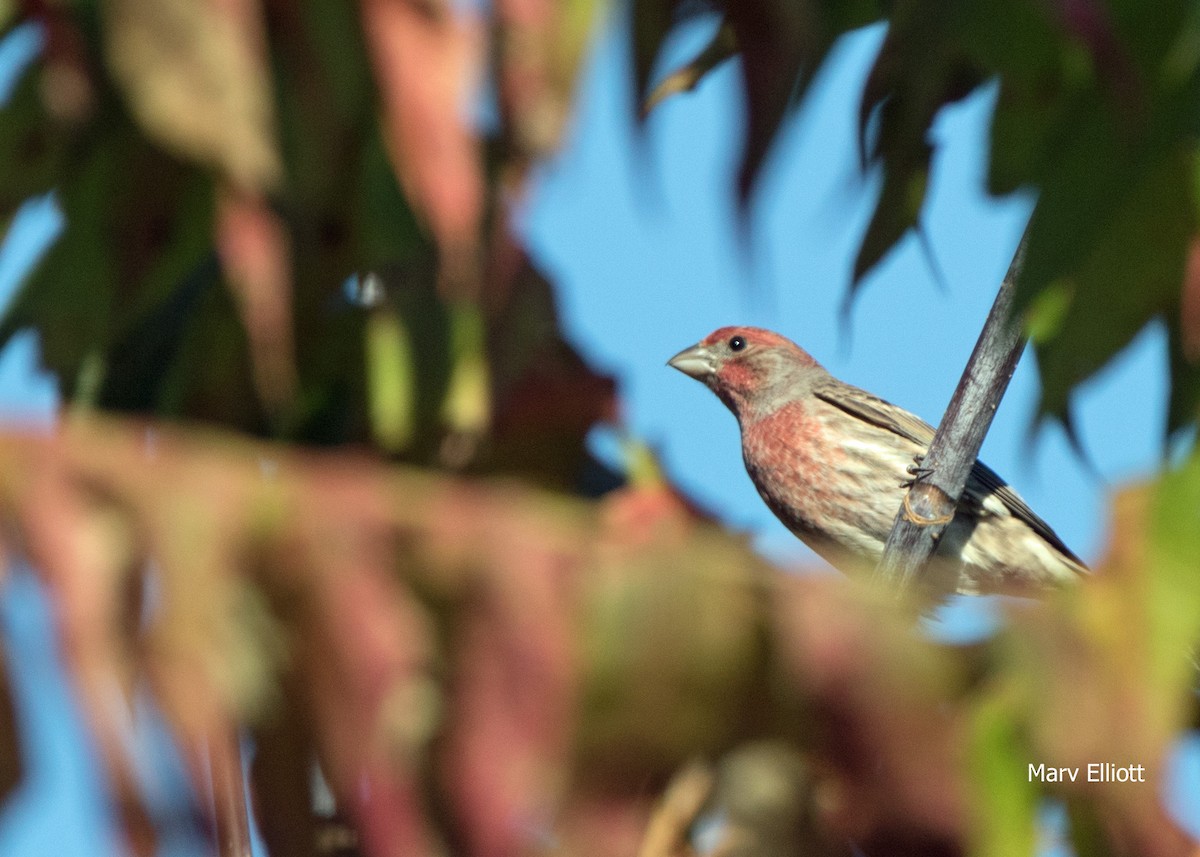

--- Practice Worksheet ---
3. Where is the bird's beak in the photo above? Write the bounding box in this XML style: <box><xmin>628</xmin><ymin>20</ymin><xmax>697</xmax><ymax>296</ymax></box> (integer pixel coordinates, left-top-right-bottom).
<box><xmin>667</xmin><ymin>343</ymin><xmax>715</xmax><ymax>380</ymax></box>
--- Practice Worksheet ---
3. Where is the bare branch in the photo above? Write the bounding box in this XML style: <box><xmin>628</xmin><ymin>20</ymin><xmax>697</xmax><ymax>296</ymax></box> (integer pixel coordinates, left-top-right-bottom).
<box><xmin>874</xmin><ymin>227</ymin><xmax>1030</xmax><ymax>590</ymax></box>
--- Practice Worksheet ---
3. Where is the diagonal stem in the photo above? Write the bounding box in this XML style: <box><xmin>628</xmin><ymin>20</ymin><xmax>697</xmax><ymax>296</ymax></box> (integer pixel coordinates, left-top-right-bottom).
<box><xmin>874</xmin><ymin>225</ymin><xmax>1031</xmax><ymax>590</ymax></box>
<box><xmin>211</xmin><ymin>728</ymin><xmax>255</xmax><ymax>857</ymax></box>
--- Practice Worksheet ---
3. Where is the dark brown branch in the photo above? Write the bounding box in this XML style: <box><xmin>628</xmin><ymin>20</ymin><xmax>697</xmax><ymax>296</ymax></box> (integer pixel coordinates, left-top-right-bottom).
<box><xmin>874</xmin><ymin>228</ymin><xmax>1030</xmax><ymax>590</ymax></box>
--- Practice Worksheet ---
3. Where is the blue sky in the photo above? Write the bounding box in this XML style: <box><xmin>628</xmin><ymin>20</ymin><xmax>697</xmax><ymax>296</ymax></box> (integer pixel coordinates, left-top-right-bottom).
<box><xmin>0</xmin><ymin>11</ymin><xmax>1197</xmax><ymax>856</ymax></box>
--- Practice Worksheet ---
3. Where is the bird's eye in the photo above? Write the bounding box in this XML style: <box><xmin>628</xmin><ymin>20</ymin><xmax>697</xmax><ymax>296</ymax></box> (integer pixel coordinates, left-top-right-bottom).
<box><xmin>728</xmin><ymin>336</ymin><xmax>746</xmax><ymax>352</ymax></box>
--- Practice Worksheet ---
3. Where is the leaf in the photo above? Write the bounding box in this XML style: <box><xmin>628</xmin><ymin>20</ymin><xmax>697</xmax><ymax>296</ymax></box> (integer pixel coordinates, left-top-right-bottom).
<box><xmin>1165</xmin><ymin>312</ymin><xmax>1200</xmax><ymax>437</ymax></box>
<box><xmin>0</xmin><ymin>65</ymin><xmax>71</xmax><ymax>222</ymax></box>
<box><xmin>725</xmin><ymin>0</ymin><xmax>816</xmax><ymax>203</ymax></box>
<box><xmin>852</xmin><ymin>0</ymin><xmax>982</xmax><ymax>285</ymax></box>
<box><xmin>630</xmin><ymin>0</ymin><xmax>682</xmax><ymax>114</ymax></box>
<box><xmin>493</xmin><ymin>0</ymin><xmax>607</xmax><ymax>164</ymax></box>
<box><xmin>365</xmin><ymin>305</ymin><xmax>416</xmax><ymax>453</ymax></box>
<box><xmin>770</xmin><ymin>577</ymin><xmax>968</xmax><ymax>851</ymax></box>
<box><xmin>1181</xmin><ymin>237</ymin><xmax>1200</xmax><ymax>363</ymax></box>
<box><xmin>1027</xmin><ymin>150</ymin><xmax>1196</xmax><ymax>421</ymax></box>
<box><xmin>851</xmin><ymin>154</ymin><xmax>929</xmax><ymax>286</ymax></box>
<box><xmin>641</xmin><ymin>17</ymin><xmax>736</xmax><ymax>118</ymax></box>
<box><xmin>101</xmin><ymin>0</ymin><xmax>282</xmax><ymax>192</ymax></box>
<box><xmin>0</xmin><ymin>641</ymin><xmax>22</xmax><ymax>808</ymax></box>
<box><xmin>968</xmin><ymin>685</ymin><xmax>1039</xmax><ymax>857</ymax></box>
<box><xmin>440</xmin><ymin>302</ymin><xmax>490</xmax><ymax>441</ymax></box>
<box><xmin>1004</xmin><ymin>462</ymin><xmax>1200</xmax><ymax>856</ymax></box>
<box><xmin>0</xmin><ymin>120</ymin><xmax>218</xmax><ymax>402</ymax></box>
<box><xmin>360</xmin><ymin>0</ymin><xmax>484</xmax><ymax>258</ymax></box>
<box><xmin>215</xmin><ymin>189</ymin><xmax>298</xmax><ymax>417</ymax></box>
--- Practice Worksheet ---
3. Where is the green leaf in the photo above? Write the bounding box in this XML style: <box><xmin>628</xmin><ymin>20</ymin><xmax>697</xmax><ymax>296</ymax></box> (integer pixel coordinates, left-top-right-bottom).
<box><xmin>629</xmin><ymin>0</ymin><xmax>680</xmax><ymax>113</ymax></box>
<box><xmin>968</xmin><ymin>685</ymin><xmax>1039</xmax><ymax>857</ymax></box>
<box><xmin>0</xmin><ymin>115</ymin><xmax>218</xmax><ymax>404</ymax></box>
<box><xmin>0</xmin><ymin>68</ymin><xmax>71</xmax><ymax>223</ymax></box>
<box><xmin>365</xmin><ymin>306</ymin><xmax>415</xmax><ymax>453</ymax></box>
<box><xmin>851</xmin><ymin>0</ymin><xmax>981</xmax><ymax>285</ymax></box>
<box><xmin>852</xmin><ymin>156</ymin><xmax>928</xmax><ymax>286</ymax></box>
<box><xmin>726</xmin><ymin>0</ymin><xmax>818</xmax><ymax>202</ymax></box>
<box><xmin>1165</xmin><ymin>315</ymin><xmax>1200</xmax><ymax>437</ymax></box>
<box><xmin>440</xmin><ymin>301</ymin><xmax>490</xmax><ymax>436</ymax></box>
<box><xmin>1028</xmin><ymin>149</ymin><xmax>1196</xmax><ymax>421</ymax></box>
<box><xmin>1145</xmin><ymin>451</ymin><xmax>1200</xmax><ymax>697</ymax></box>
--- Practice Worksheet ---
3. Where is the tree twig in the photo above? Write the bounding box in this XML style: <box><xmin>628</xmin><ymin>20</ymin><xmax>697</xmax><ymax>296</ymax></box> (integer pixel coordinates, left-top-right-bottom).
<box><xmin>211</xmin><ymin>728</ymin><xmax>255</xmax><ymax>857</ymax></box>
<box><xmin>874</xmin><ymin>227</ymin><xmax>1030</xmax><ymax>590</ymax></box>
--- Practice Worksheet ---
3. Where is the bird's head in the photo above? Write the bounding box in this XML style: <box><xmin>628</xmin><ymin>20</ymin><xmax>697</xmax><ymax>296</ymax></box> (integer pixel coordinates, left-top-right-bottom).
<box><xmin>668</xmin><ymin>326</ymin><xmax>825</xmax><ymax>418</ymax></box>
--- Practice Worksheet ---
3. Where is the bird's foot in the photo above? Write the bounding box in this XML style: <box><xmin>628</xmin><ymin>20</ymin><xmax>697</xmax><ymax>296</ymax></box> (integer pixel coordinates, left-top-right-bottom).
<box><xmin>900</xmin><ymin>454</ymin><xmax>933</xmax><ymax>489</ymax></box>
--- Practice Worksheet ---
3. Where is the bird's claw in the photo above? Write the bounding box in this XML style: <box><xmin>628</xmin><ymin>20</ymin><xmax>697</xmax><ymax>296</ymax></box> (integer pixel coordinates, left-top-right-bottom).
<box><xmin>900</xmin><ymin>454</ymin><xmax>933</xmax><ymax>489</ymax></box>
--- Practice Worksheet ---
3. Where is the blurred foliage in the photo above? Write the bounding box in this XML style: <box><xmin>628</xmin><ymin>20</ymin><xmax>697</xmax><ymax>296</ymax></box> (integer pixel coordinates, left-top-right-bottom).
<box><xmin>637</xmin><ymin>0</ymin><xmax>1200</xmax><ymax>434</ymax></box>
<box><xmin>0</xmin><ymin>2</ymin><xmax>1198</xmax><ymax>857</ymax></box>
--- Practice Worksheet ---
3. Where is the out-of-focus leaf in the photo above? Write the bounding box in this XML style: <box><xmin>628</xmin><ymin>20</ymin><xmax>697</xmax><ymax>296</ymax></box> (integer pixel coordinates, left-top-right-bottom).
<box><xmin>771</xmin><ymin>578</ymin><xmax>967</xmax><ymax>853</ymax></box>
<box><xmin>0</xmin><ymin>68</ymin><xmax>71</xmax><ymax>222</ymax></box>
<box><xmin>724</xmin><ymin>2</ymin><xmax>814</xmax><ymax>203</ymax></box>
<box><xmin>0</xmin><ymin>641</ymin><xmax>21</xmax><ymax>807</ymax></box>
<box><xmin>577</xmin><ymin>485</ymin><xmax>765</xmax><ymax>779</ymax></box>
<box><xmin>630</xmin><ymin>0</ymin><xmax>682</xmax><ymax>116</ymax></box>
<box><xmin>968</xmin><ymin>684</ymin><xmax>1038</xmax><ymax>857</ymax></box>
<box><xmin>494</xmin><ymin>0</ymin><xmax>607</xmax><ymax>174</ymax></box>
<box><xmin>102</xmin><ymin>0</ymin><xmax>282</xmax><ymax>191</ymax></box>
<box><xmin>365</xmin><ymin>307</ymin><xmax>416</xmax><ymax>453</ymax></box>
<box><xmin>1026</xmin><ymin>150</ymin><xmax>1195</xmax><ymax>421</ymax></box>
<box><xmin>1023</xmin><ymin>281</ymin><xmax>1073</xmax><ymax>344</ymax></box>
<box><xmin>1181</xmin><ymin>237</ymin><xmax>1200</xmax><ymax>363</ymax></box>
<box><xmin>215</xmin><ymin>189</ymin><xmax>298</xmax><ymax>416</ymax></box>
<box><xmin>1004</xmin><ymin>459</ymin><xmax>1200</xmax><ymax>857</ymax></box>
<box><xmin>1165</xmin><ymin>313</ymin><xmax>1200</xmax><ymax>436</ymax></box>
<box><xmin>360</xmin><ymin>0</ymin><xmax>484</xmax><ymax>259</ymax></box>
<box><xmin>852</xmin><ymin>0</ymin><xmax>982</xmax><ymax>285</ymax></box>
<box><xmin>438</xmin><ymin>302</ymin><xmax>490</xmax><ymax>466</ymax></box>
<box><xmin>0</xmin><ymin>120</ymin><xmax>217</xmax><ymax>402</ymax></box>
<box><xmin>152</xmin><ymin>274</ymin><xmax>270</xmax><ymax>434</ymax></box>
<box><xmin>851</xmin><ymin>156</ymin><xmax>929</xmax><ymax>286</ymax></box>
<box><xmin>1144</xmin><ymin>452</ymin><xmax>1200</xmax><ymax>695</ymax></box>
<box><xmin>485</xmin><ymin>250</ymin><xmax>617</xmax><ymax>489</ymax></box>
<box><xmin>641</xmin><ymin>20</ymin><xmax>736</xmax><ymax>117</ymax></box>
<box><xmin>9</xmin><ymin>445</ymin><xmax>157</xmax><ymax>856</ymax></box>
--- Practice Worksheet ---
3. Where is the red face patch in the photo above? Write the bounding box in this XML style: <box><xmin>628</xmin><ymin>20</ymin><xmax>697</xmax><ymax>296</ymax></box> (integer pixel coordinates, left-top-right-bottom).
<box><xmin>701</xmin><ymin>326</ymin><xmax>797</xmax><ymax>350</ymax></box>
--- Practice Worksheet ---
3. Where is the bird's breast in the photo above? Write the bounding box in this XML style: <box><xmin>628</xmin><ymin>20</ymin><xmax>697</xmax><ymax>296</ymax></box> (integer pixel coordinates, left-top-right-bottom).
<box><xmin>740</xmin><ymin>399</ymin><xmax>921</xmax><ymax>559</ymax></box>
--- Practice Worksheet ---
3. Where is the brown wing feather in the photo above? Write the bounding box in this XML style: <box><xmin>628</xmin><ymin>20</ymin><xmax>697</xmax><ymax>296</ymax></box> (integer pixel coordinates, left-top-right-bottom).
<box><xmin>813</xmin><ymin>381</ymin><xmax>1086</xmax><ymax>568</ymax></box>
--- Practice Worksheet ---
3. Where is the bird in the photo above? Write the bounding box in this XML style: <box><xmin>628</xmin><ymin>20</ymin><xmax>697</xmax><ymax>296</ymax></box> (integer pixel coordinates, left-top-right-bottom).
<box><xmin>668</xmin><ymin>326</ymin><xmax>1087</xmax><ymax>598</ymax></box>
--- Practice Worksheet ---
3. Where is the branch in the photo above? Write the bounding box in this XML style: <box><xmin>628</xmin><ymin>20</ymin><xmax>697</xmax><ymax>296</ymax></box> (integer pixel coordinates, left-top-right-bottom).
<box><xmin>874</xmin><ymin>227</ymin><xmax>1030</xmax><ymax>590</ymax></box>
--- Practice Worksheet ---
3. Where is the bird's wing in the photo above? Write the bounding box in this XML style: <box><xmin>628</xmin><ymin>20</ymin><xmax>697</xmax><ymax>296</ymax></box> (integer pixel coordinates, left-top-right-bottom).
<box><xmin>961</xmin><ymin>460</ymin><xmax>1086</xmax><ymax>566</ymax></box>
<box><xmin>814</xmin><ymin>381</ymin><xmax>1086</xmax><ymax>567</ymax></box>
<box><xmin>813</xmin><ymin>381</ymin><xmax>936</xmax><ymax>447</ymax></box>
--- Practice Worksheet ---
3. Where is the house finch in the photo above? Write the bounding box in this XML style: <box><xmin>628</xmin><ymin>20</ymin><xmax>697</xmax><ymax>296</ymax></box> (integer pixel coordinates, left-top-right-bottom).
<box><xmin>668</xmin><ymin>326</ymin><xmax>1086</xmax><ymax>597</ymax></box>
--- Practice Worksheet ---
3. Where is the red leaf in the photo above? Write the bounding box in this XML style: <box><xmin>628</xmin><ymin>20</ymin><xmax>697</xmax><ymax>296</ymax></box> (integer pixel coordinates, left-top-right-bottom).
<box><xmin>361</xmin><ymin>0</ymin><xmax>485</xmax><ymax>262</ymax></box>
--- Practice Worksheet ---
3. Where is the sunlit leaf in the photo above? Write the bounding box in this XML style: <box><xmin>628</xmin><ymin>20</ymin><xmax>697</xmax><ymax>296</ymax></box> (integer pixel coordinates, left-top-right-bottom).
<box><xmin>102</xmin><ymin>0</ymin><xmax>282</xmax><ymax>191</ymax></box>
<box><xmin>968</xmin><ymin>684</ymin><xmax>1038</xmax><ymax>857</ymax></box>
<box><xmin>439</xmin><ymin>301</ymin><xmax>491</xmax><ymax>455</ymax></box>
<box><xmin>365</xmin><ymin>307</ymin><xmax>416</xmax><ymax>453</ymax></box>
